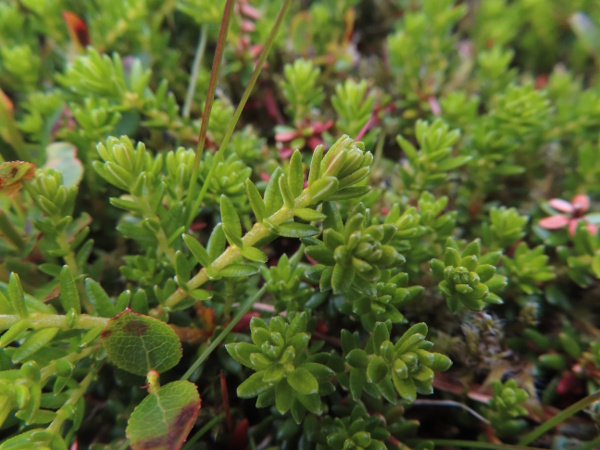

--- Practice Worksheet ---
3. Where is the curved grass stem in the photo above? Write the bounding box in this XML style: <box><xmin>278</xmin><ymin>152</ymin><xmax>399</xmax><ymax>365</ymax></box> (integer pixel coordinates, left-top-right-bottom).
<box><xmin>518</xmin><ymin>391</ymin><xmax>600</xmax><ymax>446</ymax></box>
<box><xmin>183</xmin><ymin>27</ymin><xmax>208</xmax><ymax>119</ymax></box>
<box><xmin>185</xmin><ymin>0</ymin><xmax>236</xmax><ymax>226</ymax></box>
<box><xmin>185</xmin><ymin>0</ymin><xmax>293</xmax><ymax>229</ymax></box>
<box><xmin>181</xmin><ymin>285</ymin><xmax>267</xmax><ymax>381</ymax></box>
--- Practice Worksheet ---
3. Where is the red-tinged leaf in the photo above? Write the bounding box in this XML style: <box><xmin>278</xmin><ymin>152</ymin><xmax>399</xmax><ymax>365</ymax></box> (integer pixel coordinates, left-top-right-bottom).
<box><xmin>275</xmin><ymin>128</ymin><xmax>299</xmax><ymax>142</ymax></box>
<box><xmin>101</xmin><ymin>309</ymin><xmax>182</xmax><ymax>376</ymax></box>
<box><xmin>568</xmin><ymin>219</ymin><xmax>579</xmax><ymax>236</ymax></box>
<box><xmin>586</xmin><ymin>222</ymin><xmax>598</xmax><ymax>235</ymax></box>
<box><xmin>229</xmin><ymin>419</ymin><xmax>249</xmax><ymax>450</ymax></box>
<box><xmin>0</xmin><ymin>161</ymin><xmax>35</xmax><ymax>196</ymax></box>
<box><xmin>571</xmin><ymin>194</ymin><xmax>590</xmax><ymax>213</ymax></box>
<box><xmin>0</xmin><ymin>88</ymin><xmax>13</xmax><ymax>113</ymax></box>
<box><xmin>548</xmin><ymin>198</ymin><xmax>574</xmax><ymax>213</ymax></box>
<box><xmin>232</xmin><ymin>312</ymin><xmax>261</xmax><ymax>332</ymax></box>
<box><xmin>221</xmin><ymin>370</ymin><xmax>232</xmax><ymax>429</ymax></box>
<box><xmin>538</xmin><ymin>215</ymin><xmax>569</xmax><ymax>229</ymax></box>
<box><xmin>62</xmin><ymin>11</ymin><xmax>90</xmax><ymax>48</ymax></box>
<box><xmin>127</xmin><ymin>380</ymin><xmax>201</xmax><ymax>450</ymax></box>
<box><xmin>239</xmin><ymin>3</ymin><xmax>261</xmax><ymax>20</ymax></box>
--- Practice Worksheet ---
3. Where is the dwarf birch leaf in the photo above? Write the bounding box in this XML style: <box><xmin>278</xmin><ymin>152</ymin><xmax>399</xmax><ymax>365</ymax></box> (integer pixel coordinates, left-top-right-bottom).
<box><xmin>101</xmin><ymin>309</ymin><xmax>182</xmax><ymax>376</ymax></box>
<box><xmin>127</xmin><ymin>381</ymin><xmax>201</xmax><ymax>450</ymax></box>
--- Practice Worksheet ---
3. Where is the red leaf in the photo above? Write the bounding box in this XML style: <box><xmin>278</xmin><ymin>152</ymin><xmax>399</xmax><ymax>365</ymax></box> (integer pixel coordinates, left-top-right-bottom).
<box><xmin>538</xmin><ymin>215</ymin><xmax>569</xmax><ymax>229</ymax></box>
<box><xmin>548</xmin><ymin>198</ymin><xmax>574</xmax><ymax>213</ymax></box>
<box><xmin>229</xmin><ymin>419</ymin><xmax>249</xmax><ymax>450</ymax></box>
<box><xmin>0</xmin><ymin>88</ymin><xmax>14</xmax><ymax>113</ymax></box>
<box><xmin>586</xmin><ymin>222</ymin><xmax>598</xmax><ymax>235</ymax></box>
<box><xmin>571</xmin><ymin>194</ymin><xmax>590</xmax><ymax>213</ymax></box>
<box><xmin>232</xmin><ymin>312</ymin><xmax>260</xmax><ymax>332</ymax></box>
<box><xmin>275</xmin><ymin>130</ymin><xmax>300</xmax><ymax>142</ymax></box>
<box><xmin>63</xmin><ymin>11</ymin><xmax>90</xmax><ymax>48</ymax></box>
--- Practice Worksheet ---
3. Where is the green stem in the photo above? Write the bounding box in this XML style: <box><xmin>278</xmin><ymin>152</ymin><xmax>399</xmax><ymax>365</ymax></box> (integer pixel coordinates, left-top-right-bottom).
<box><xmin>182</xmin><ymin>412</ymin><xmax>226</xmax><ymax>450</ymax></box>
<box><xmin>186</xmin><ymin>0</ymin><xmax>293</xmax><ymax>229</ymax></box>
<box><xmin>518</xmin><ymin>391</ymin><xmax>600</xmax><ymax>446</ymax></box>
<box><xmin>0</xmin><ymin>209</ymin><xmax>24</xmax><ymax>252</ymax></box>
<box><xmin>53</xmin><ymin>214</ymin><xmax>93</xmax><ymax>312</ymax></box>
<box><xmin>40</xmin><ymin>347</ymin><xmax>95</xmax><ymax>382</ymax></box>
<box><xmin>578</xmin><ymin>434</ymin><xmax>600</xmax><ymax>450</ymax></box>
<box><xmin>183</xmin><ymin>27</ymin><xmax>208</xmax><ymax>119</ymax></box>
<box><xmin>164</xmin><ymin>205</ymin><xmax>292</xmax><ymax>309</ymax></box>
<box><xmin>0</xmin><ymin>313</ymin><xmax>108</xmax><ymax>331</ymax></box>
<box><xmin>411</xmin><ymin>439</ymin><xmax>541</xmax><ymax>450</ymax></box>
<box><xmin>371</xmin><ymin>129</ymin><xmax>386</xmax><ymax>174</ymax></box>
<box><xmin>135</xmin><ymin>196</ymin><xmax>177</xmax><ymax>266</ymax></box>
<box><xmin>181</xmin><ymin>285</ymin><xmax>266</xmax><ymax>381</ymax></box>
<box><xmin>47</xmin><ymin>370</ymin><xmax>95</xmax><ymax>434</ymax></box>
<box><xmin>185</xmin><ymin>0</ymin><xmax>236</xmax><ymax>226</ymax></box>
<box><xmin>55</xmin><ymin>232</ymin><xmax>80</xmax><ymax>276</ymax></box>
<box><xmin>0</xmin><ymin>106</ymin><xmax>26</xmax><ymax>160</ymax></box>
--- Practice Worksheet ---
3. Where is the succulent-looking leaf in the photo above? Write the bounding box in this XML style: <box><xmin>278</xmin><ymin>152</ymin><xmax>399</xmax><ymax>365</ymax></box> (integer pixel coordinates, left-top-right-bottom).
<box><xmin>127</xmin><ymin>380</ymin><xmax>201</xmax><ymax>450</ymax></box>
<box><xmin>219</xmin><ymin>264</ymin><xmax>259</xmax><ymax>278</ymax></box>
<box><xmin>12</xmin><ymin>328</ymin><xmax>59</xmax><ymax>363</ymax></box>
<box><xmin>245</xmin><ymin>179</ymin><xmax>266</xmax><ymax>222</ymax></box>
<box><xmin>287</xmin><ymin>367</ymin><xmax>319</xmax><ymax>395</ymax></box>
<box><xmin>220</xmin><ymin>195</ymin><xmax>242</xmax><ymax>247</ymax></box>
<box><xmin>101</xmin><ymin>309</ymin><xmax>182</xmax><ymax>376</ymax></box>
<box><xmin>241</xmin><ymin>246</ymin><xmax>268</xmax><ymax>263</ymax></box>
<box><xmin>288</xmin><ymin>150</ymin><xmax>304</xmax><ymax>197</ymax></box>
<box><xmin>182</xmin><ymin>234</ymin><xmax>211</xmax><ymax>268</ymax></box>
<box><xmin>59</xmin><ymin>265</ymin><xmax>81</xmax><ymax>314</ymax></box>
<box><xmin>8</xmin><ymin>273</ymin><xmax>27</xmax><ymax>317</ymax></box>
<box><xmin>85</xmin><ymin>278</ymin><xmax>118</xmax><ymax>318</ymax></box>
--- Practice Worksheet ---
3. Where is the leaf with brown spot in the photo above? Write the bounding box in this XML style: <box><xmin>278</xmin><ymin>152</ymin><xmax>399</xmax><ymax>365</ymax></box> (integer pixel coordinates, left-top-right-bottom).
<box><xmin>127</xmin><ymin>381</ymin><xmax>201</xmax><ymax>450</ymax></box>
<box><xmin>101</xmin><ymin>309</ymin><xmax>182</xmax><ymax>376</ymax></box>
<box><xmin>0</xmin><ymin>161</ymin><xmax>35</xmax><ymax>196</ymax></box>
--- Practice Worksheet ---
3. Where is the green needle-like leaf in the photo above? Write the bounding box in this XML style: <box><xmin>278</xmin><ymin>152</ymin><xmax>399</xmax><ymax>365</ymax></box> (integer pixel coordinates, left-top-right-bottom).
<box><xmin>59</xmin><ymin>265</ymin><xmax>81</xmax><ymax>315</ymax></box>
